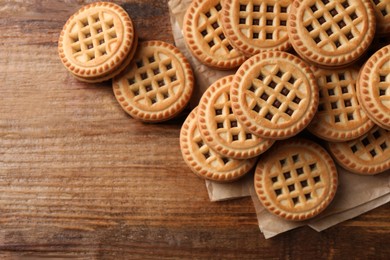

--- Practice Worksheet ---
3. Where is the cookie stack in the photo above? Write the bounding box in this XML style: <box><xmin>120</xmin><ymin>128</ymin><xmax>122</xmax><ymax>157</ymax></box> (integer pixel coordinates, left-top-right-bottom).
<box><xmin>181</xmin><ymin>0</ymin><xmax>389</xmax><ymax>221</ymax></box>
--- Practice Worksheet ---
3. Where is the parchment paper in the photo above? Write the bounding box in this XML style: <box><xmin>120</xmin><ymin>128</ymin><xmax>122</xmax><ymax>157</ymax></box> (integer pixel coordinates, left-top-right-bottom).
<box><xmin>168</xmin><ymin>0</ymin><xmax>390</xmax><ymax>238</ymax></box>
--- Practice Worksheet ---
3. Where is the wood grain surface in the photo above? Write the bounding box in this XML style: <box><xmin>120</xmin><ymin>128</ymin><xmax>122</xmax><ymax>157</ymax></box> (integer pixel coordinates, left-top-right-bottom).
<box><xmin>0</xmin><ymin>0</ymin><xmax>389</xmax><ymax>258</ymax></box>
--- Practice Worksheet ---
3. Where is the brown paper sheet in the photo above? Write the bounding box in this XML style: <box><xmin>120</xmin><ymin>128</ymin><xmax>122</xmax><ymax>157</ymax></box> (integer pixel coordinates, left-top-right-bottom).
<box><xmin>167</xmin><ymin>0</ymin><xmax>390</xmax><ymax>238</ymax></box>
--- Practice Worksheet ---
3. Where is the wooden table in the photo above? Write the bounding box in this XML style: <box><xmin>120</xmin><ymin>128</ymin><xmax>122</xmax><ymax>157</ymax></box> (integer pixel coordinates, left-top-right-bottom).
<box><xmin>0</xmin><ymin>0</ymin><xmax>388</xmax><ymax>258</ymax></box>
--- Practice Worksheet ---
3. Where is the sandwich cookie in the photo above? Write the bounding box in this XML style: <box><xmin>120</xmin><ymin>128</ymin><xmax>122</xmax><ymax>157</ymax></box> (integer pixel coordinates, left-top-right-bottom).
<box><xmin>197</xmin><ymin>75</ymin><xmax>275</xmax><ymax>159</ymax></box>
<box><xmin>288</xmin><ymin>0</ymin><xmax>376</xmax><ymax>68</ymax></box>
<box><xmin>230</xmin><ymin>51</ymin><xmax>318</xmax><ymax>140</ymax></box>
<box><xmin>183</xmin><ymin>0</ymin><xmax>246</xmax><ymax>69</ymax></box>
<box><xmin>180</xmin><ymin>108</ymin><xmax>257</xmax><ymax>182</ymax></box>
<box><xmin>307</xmin><ymin>66</ymin><xmax>374</xmax><ymax>141</ymax></box>
<box><xmin>254</xmin><ymin>138</ymin><xmax>338</xmax><ymax>221</ymax></box>
<box><xmin>113</xmin><ymin>41</ymin><xmax>194</xmax><ymax>122</ymax></box>
<box><xmin>58</xmin><ymin>2</ymin><xmax>137</xmax><ymax>82</ymax></box>
<box><xmin>222</xmin><ymin>0</ymin><xmax>292</xmax><ymax>56</ymax></box>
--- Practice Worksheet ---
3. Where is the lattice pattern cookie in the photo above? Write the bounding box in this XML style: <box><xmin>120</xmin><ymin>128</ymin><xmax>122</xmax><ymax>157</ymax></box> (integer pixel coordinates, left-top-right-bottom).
<box><xmin>58</xmin><ymin>2</ymin><xmax>136</xmax><ymax>82</ymax></box>
<box><xmin>288</xmin><ymin>0</ymin><xmax>376</xmax><ymax>68</ymax></box>
<box><xmin>357</xmin><ymin>44</ymin><xmax>390</xmax><ymax>130</ymax></box>
<box><xmin>180</xmin><ymin>108</ymin><xmax>257</xmax><ymax>182</ymax></box>
<box><xmin>307</xmin><ymin>66</ymin><xmax>374</xmax><ymax>141</ymax></box>
<box><xmin>113</xmin><ymin>41</ymin><xmax>194</xmax><ymax>122</ymax></box>
<box><xmin>328</xmin><ymin>126</ymin><xmax>390</xmax><ymax>175</ymax></box>
<box><xmin>222</xmin><ymin>0</ymin><xmax>292</xmax><ymax>56</ymax></box>
<box><xmin>254</xmin><ymin>138</ymin><xmax>338</xmax><ymax>221</ymax></box>
<box><xmin>371</xmin><ymin>0</ymin><xmax>390</xmax><ymax>35</ymax></box>
<box><xmin>183</xmin><ymin>0</ymin><xmax>246</xmax><ymax>69</ymax></box>
<box><xmin>230</xmin><ymin>51</ymin><xmax>318</xmax><ymax>140</ymax></box>
<box><xmin>197</xmin><ymin>75</ymin><xmax>275</xmax><ymax>159</ymax></box>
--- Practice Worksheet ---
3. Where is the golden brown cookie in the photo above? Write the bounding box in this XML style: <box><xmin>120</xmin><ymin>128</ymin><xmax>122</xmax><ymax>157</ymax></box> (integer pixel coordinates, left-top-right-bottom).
<box><xmin>357</xmin><ymin>44</ymin><xmax>390</xmax><ymax>130</ymax></box>
<box><xmin>254</xmin><ymin>138</ymin><xmax>338</xmax><ymax>221</ymax></box>
<box><xmin>112</xmin><ymin>41</ymin><xmax>194</xmax><ymax>122</ymax></box>
<box><xmin>328</xmin><ymin>125</ymin><xmax>390</xmax><ymax>175</ymax></box>
<box><xmin>230</xmin><ymin>51</ymin><xmax>318</xmax><ymax>140</ymax></box>
<box><xmin>307</xmin><ymin>66</ymin><xmax>374</xmax><ymax>141</ymax></box>
<box><xmin>288</xmin><ymin>0</ymin><xmax>376</xmax><ymax>68</ymax></box>
<box><xmin>370</xmin><ymin>0</ymin><xmax>390</xmax><ymax>35</ymax></box>
<box><xmin>180</xmin><ymin>107</ymin><xmax>258</xmax><ymax>182</ymax></box>
<box><xmin>197</xmin><ymin>75</ymin><xmax>275</xmax><ymax>159</ymax></box>
<box><xmin>58</xmin><ymin>2</ymin><xmax>136</xmax><ymax>82</ymax></box>
<box><xmin>222</xmin><ymin>0</ymin><xmax>292</xmax><ymax>56</ymax></box>
<box><xmin>183</xmin><ymin>0</ymin><xmax>246</xmax><ymax>69</ymax></box>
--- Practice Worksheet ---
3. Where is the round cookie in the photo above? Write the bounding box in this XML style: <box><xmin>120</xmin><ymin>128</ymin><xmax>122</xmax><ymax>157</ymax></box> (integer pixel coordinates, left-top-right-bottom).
<box><xmin>230</xmin><ymin>51</ymin><xmax>318</xmax><ymax>140</ymax></box>
<box><xmin>254</xmin><ymin>138</ymin><xmax>338</xmax><ymax>221</ymax></box>
<box><xmin>328</xmin><ymin>125</ymin><xmax>390</xmax><ymax>175</ymax></box>
<box><xmin>198</xmin><ymin>75</ymin><xmax>275</xmax><ymax>159</ymax></box>
<box><xmin>307</xmin><ymin>66</ymin><xmax>374</xmax><ymax>142</ymax></box>
<box><xmin>357</xmin><ymin>44</ymin><xmax>390</xmax><ymax>130</ymax></box>
<box><xmin>112</xmin><ymin>41</ymin><xmax>194</xmax><ymax>122</ymax></box>
<box><xmin>180</xmin><ymin>107</ymin><xmax>258</xmax><ymax>182</ymax></box>
<box><xmin>370</xmin><ymin>0</ymin><xmax>390</xmax><ymax>35</ymax></box>
<box><xmin>288</xmin><ymin>0</ymin><xmax>376</xmax><ymax>68</ymax></box>
<box><xmin>183</xmin><ymin>0</ymin><xmax>246</xmax><ymax>69</ymax></box>
<box><xmin>222</xmin><ymin>0</ymin><xmax>292</xmax><ymax>56</ymax></box>
<box><xmin>58</xmin><ymin>2</ymin><xmax>136</xmax><ymax>82</ymax></box>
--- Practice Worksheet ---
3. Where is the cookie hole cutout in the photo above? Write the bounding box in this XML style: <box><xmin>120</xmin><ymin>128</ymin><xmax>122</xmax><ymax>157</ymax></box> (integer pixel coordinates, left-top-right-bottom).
<box><xmin>318</xmin><ymin>104</ymin><xmax>325</xmax><ymax>112</ymax></box>
<box><xmin>246</xmin><ymin>133</ymin><xmax>252</xmax><ymax>139</ymax></box>
<box><xmin>347</xmin><ymin>113</ymin><xmax>354</xmax><ymax>121</ymax></box>
<box><xmin>288</xmin><ymin>184</ymin><xmax>295</xmax><ymax>192</ymax></box>
<box><xmin>341</xmin><ymin>86</ymin><xmax>348</xmax><ymax>93</ymax></box>
<box><xmin>240</xmin><ymin>5</ymin><xmax>246</xmax><ymax>11</ymax></box>
<box><xmin>310</xmin><ymin>5</ymin><xmax>318</xmax><ymax>13</ymax></box>
<box><xmin>266</xmin><ymin>5</ymin><xmax>274</xmax><ymax>12</ymax></box>
<box><xmin>292</xmin><ymin>154</ymin><xmax>299</xmax><ymax>163</ymax></box>
<box><xmin>197</xmin><ymin>141</ymin><xmax>204</xmax><ymax>149</ymax></box>
<box><xmin>275</xmin><ymin>188</ymin><xmax>282</xmax><ymax>197</ymax></box>
<box><xmin>350</xmin><ymin>144</ymin><xmax>358</xmax><ymax>153</ymax></box>
<box><xmin>293</xmin><ymin>96</ymin><xmax>301</xmax><ymax>104</ymax></box>
<box><xmin>283</xmin><ymin>172</ymin><xmax>291</xmax><ymax>180</ymax></box>
<box><xmin>296</xmin><ymin>167</ymin><xmax>304</xmax><ymax>175</ymax></box>
<box><xmin>222</xmin><ymin>157</ymin><xmax>229</xmax><ymax>165</ymax></box>
<box><xmin>127</xmin><ymin>78</ymin><xmax>135</xmax><ymax>85</ymax></box>
<box><xmin>305</xmin><ymin>193</ymin><xmax>312</xmax><ymax>200</ymax></box>
<box><xmin>318</xmin><ymin>16</ymin><xmax>326</xmax><ymax>25</ymax></box>
<box><xmin>292</xmin><ymin>197</ymin><xmax>299</xmax><ymax>206</ymax></box>
<box><xmin>266</xmin><ymin>33</ymin><xmax>273</xmax><ymax>39</ymax></box>
<box><xmin>230</xmin><ymin>121</ymin><xmax>238</xmax><ymax>128</ymax></box>
<box><xmin>338</xmin><ymin>20</ymin><xmax>346</xmax><ymax>29</ymax></box>
<box><xmin>328</xmin><ymin>89</ymin><xmax>335</xmax><ymax>96</ymax></box>
<box><xmin>273</xmin><ymin>99</ymin><xmax>282</xmax><ymax>108</ymax></box>
<box><xmin>253</xmin><ymin>19</ymin><xmax>259</xmax><ymax>26</ymax></box>
<box><xmin>261</xmin><ymin>93</ymin><xmax>269</xmax><ymax>101</ymax></box>
<box><xmin>285</xmin><ymin>107</ymin><xmax>294</xmax><ymax>116</ymax></box>
<box><xmin>370</xmin><ymin>149</ymin><xmax>377</xmax><ymax>157</ymax></box>
<box><xmin>301</xmin><ymin>180</ymin><xmax>308</xmax><ymax>188</ymax></box>
<box><xmin>362</xmin><ymin>137</ymin><xmax>370</xmax><ymax>146</ymax></box>
<box><xmin>253</xmin><ymin>5</ymin><xmax>260</xmax><ymax>12</ymax></box>
<box><xmin>380</xmin><ymin>142</ymin><xmax>388</xmax><ymax>150</ymax></box>
<box><xmin>280</xmin><ymin>20</ymin><xmax>287</xmax><ymax>26</ymax></box>
<box><xmin>215</xmin><ymin>109</ymin><xmax>223</xmax><ymax>115</ymax></box>
<box><xmin>334</xmin><ymin>115</ymin><xmax>340</xmax><ymax>123</ymax></box>
<box><xmin>313</xmin><ymin>176</ymin><xmax>321</xmax><ymax>183</ymax></box>
<box><xmin>330</xmin><ymin>8</ymin><xmax>338</xmax><ymax>16</ymax></box>
<box><xmin>217</xmin><ymin>123</ymin><xmax>224</xmax><ymax>129</ymax></box>
<box><xmin>379</xmin><ymin>89</ymin><xmax>386</xmax><ymax>96</ymax></box>
<box><xmin>309</xmin><ymin>163</ymin><xmax>317</xmax><ymax>171</ymax></box>
<box><xmin>271</xmin><ymin>176</ymin><xmax>278</xmax><ymax>183</ymax></box>
<box><xmin>305</xmin><ymin>24</ymin><xmax>313</xmax><ymax>32</ymax></box>
<box><xmin>203</xmin><ymin>151</ymin><xmax>211</xmax><ymax>159</ymax></box>
<box><xmin>281</xmin><ymin>7</ymin><xmax>287</xmax><ymax>13</ymax></box>
<box><xmin>350</xmin><ymin>12</ymin><xmax>358</xmax><ymax>20</ymax></box>
<box><xmin>342</xmin><ymin>1</ymin><xmax>350</xmax><ymax>9</ymax></box>
<box><xmin>219</xmin><ymin>33</ymin><xmax>225</xmax><ymax>40</ymax></box>
<box><xmin>265</xmin><ymin>112</ymin><xmax>273</xmax><ymax>121</ymax></box>
<box><xmin>280</xmin><ymin>159</ymin><xmax>286</xmax><ymax>167</ymax></box>
<box><xmin>239</xmin><ymin>18</ymin><xmax>246</xmax><ymax>24</ymax></box>
<box><xmin>380</xmin><ymin>75</ymin><xmax>386</xmax><ymax>82</ymax></box>
<box><xmin>253</xmin><ymin>104</ymin><xmax>261</xmax><ymax>113</ymax></box>
<box><xmin>373</xmin><ymin>130</ymin><xmax>381</xmax><ymax>139</ymax></box>
<box><xmin>215</xmin><ymin>3</ymin><xmax>222</xmax><ymax>11</ymax></box>
<box><xmin>344</xmin><ymin>99</ymin><xmax>352</xmax><ymax>107</ymax></box>
<box><xmin>232</xmin><ymin>135</ymin><xmax>239</xmax><ymax>141</ymax></box>
<box><xmin>269</xmin><ymin>80</ymin><xmax>277</xmax><ymax>89</ymax></box>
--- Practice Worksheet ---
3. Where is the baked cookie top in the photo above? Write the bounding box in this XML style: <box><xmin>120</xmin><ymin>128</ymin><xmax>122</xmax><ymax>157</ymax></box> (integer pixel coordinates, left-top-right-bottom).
<box><xmin>58</xmin><ymin>2</ymin><xmax>135</xmax><ymax>78</ymax></box>
<box><xmin>357</xmin><ymin>44</ymin><xmax>390</xmax><ymax>130</ymax></box>
<box><xmin>328</xmin><ymin>125</ymin><xmax>390</xmax><ymax>175</ymax></box>
<box><xmin>288</xmin><ymin>0</ymin><xmax>376</xmax><ymax>68</ymax></box>
<box><xmin>112</xmin><ymin>41</ymin><xmax>194</xmax><ymax>122</ymax></box>
<box><xmin>307</xmin><ymin>66</ymin><xmax>374</xmax><ymax>141</ymax></box>
<box><xmin>180</xmin><ymin>107</ymin><xmax>257</xmax><ymax>182</ymax></box>
<box><xmin>222</xmin><ymin>0</ymin><xmax>292</xmax><ymax>56</ymax></box>
<box><xmin>230</xmin><ymin>51</ymin><xmax>318</xmax><ymax>140</ymax></box>
<box><xmin>183</xmin><ymin>0</ymin><xmax>246</xmax><ymax>69</ymax></box>
<box><xmin>197</xmin><ymin>75</ymin><xmax>275</xmax><ymax>159</ymax></box>
<box><xmin>254</xmin><ymin>138</ymin><xmax>338</xmax><ymax>221</ymax></box>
